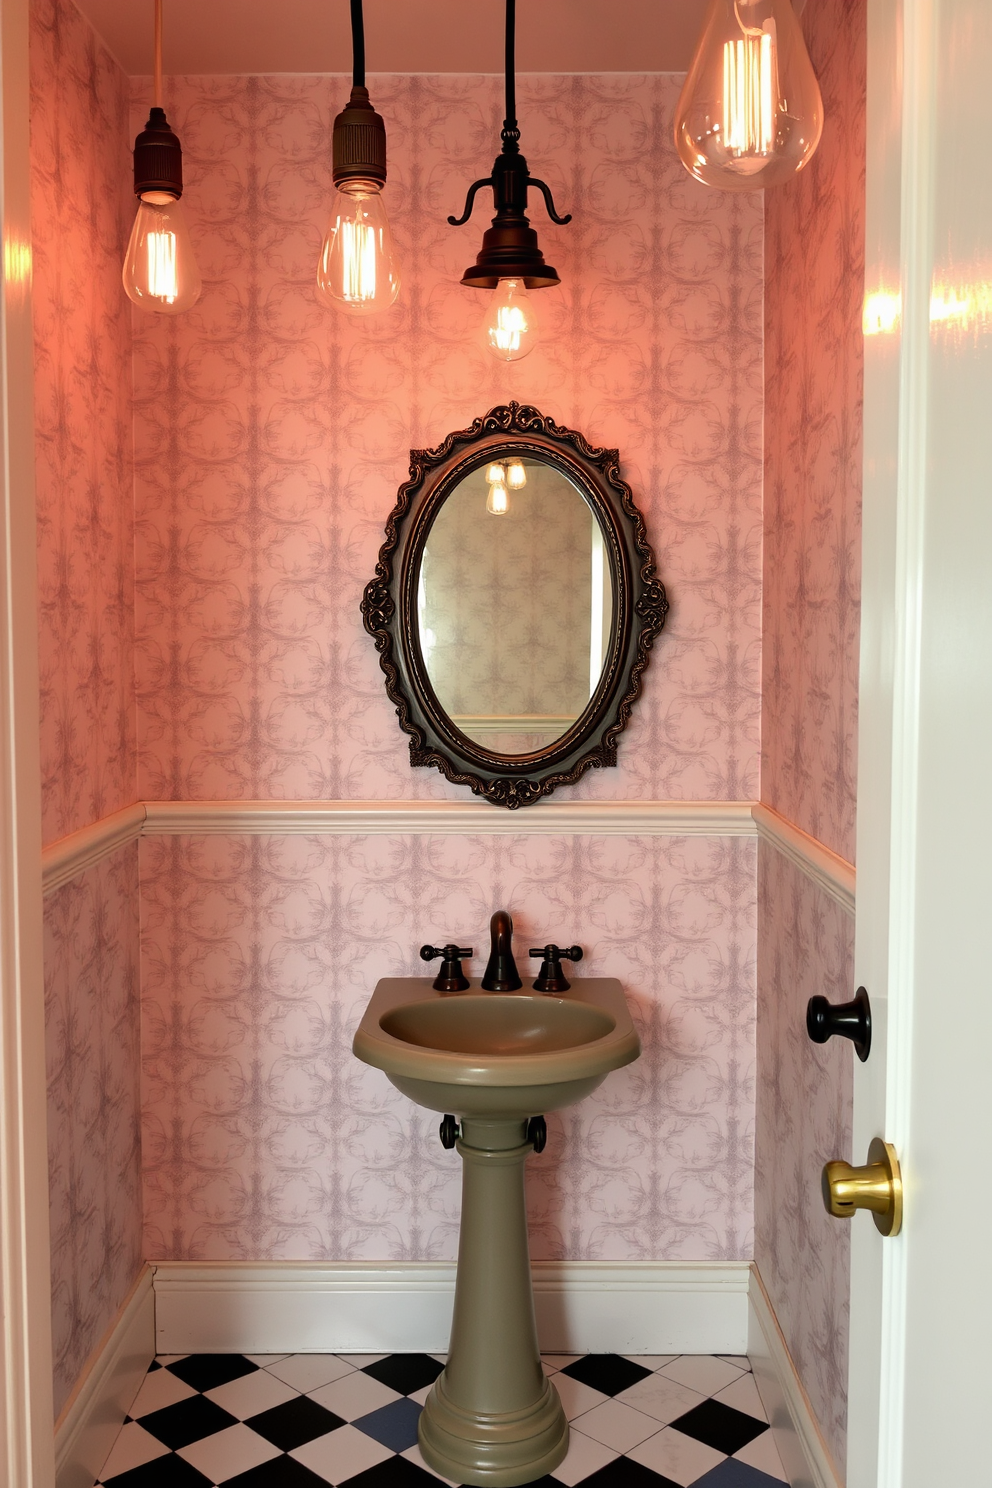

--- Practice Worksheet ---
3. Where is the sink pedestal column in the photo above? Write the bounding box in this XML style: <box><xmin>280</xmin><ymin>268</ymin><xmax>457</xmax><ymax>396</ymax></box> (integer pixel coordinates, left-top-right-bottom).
<box><xmin>419</xmin><ymin>1116</ymin><xmax>568</xmax><ymax>1487</ymax></box>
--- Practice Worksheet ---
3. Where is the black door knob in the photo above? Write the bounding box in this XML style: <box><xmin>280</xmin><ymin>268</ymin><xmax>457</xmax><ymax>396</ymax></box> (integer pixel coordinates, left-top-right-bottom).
<box><xmin>806</xmin><ymin>986</ymin><xmax>871</xmax><ymax>1062</ymax></box>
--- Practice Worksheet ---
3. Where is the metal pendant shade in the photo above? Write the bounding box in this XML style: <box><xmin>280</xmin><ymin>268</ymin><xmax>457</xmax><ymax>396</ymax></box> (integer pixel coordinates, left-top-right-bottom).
<box><xmin>448</xmin><ymin>0</ymin><xmax>570</xmax><ymax>289</ymax></box>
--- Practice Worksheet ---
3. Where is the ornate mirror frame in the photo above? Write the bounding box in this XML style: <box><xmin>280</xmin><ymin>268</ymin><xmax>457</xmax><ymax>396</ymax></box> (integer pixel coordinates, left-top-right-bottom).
<box><xmin>361</xmin><ymin>402</ymin><xmax>668</xmax><ymax>808</ymax></box>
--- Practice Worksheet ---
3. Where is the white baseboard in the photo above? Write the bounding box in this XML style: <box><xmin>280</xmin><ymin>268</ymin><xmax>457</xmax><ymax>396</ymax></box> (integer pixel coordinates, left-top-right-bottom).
<box><xmin>748</xmin><ymin>1265</ymin><xmax>844</xmax><ymax>1488</ymax></box>
<box><xmin>54</xmin><ymin>1266</ymin><xmax>155</xmax><ymax>1488</ymax></box>
<box><xmin>151</xmin><ymin>1260</ymin><xmax>750</xmax><ymax>1357</ymax></box>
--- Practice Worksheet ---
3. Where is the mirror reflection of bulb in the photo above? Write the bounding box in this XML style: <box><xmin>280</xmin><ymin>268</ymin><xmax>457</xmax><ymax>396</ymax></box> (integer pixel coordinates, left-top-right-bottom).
<box><xmin>486</xmin><ymin>481</ymin><xmax>509</xmax><ymax>516</ymax></box>
<box><xmin>485</xmin><ymin>463</ymin><xmax>505</xmax><ymax>485</ymax></box>
<box><xmin>122</xmin><ymin>193</ymin><xmax>201</xmax><ymax>314</ymax></box>
<box><xmin>481</xmin><ymin>278</ymin><xmax>537</xmax><ymax>362</ymax></box>
<box><xmin>505</xmin><ymin>460</ymin><xmax>527</xmax><ymax>489</ymax></box>
<box><xmin>317</xmin><ymin>182</ymin><xmax>400</xmax><ymax>315</ymax></box>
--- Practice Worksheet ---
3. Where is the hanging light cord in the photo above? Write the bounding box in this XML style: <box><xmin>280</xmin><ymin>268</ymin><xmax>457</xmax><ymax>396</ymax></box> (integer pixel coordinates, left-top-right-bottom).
<box><xmin>351</xmin><ymin>0</ymin><xmax>366</xmax><ymax>89</ymax></box>
<box><xmin>153</xmin><ymin>0</ymin><xmax>163</xmax><ymax>107</ymax></box>
<box><xmin>501</xmin><ymin>0</ymin><xmax>520</xmax><ymax>148</ymax></box>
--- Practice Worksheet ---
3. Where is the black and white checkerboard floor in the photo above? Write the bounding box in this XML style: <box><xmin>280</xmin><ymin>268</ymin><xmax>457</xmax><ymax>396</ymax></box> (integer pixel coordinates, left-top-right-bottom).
<box><xmin>95</xmin><ymin>1351</ymin><xmax>788</xmax><ymax>1488</ymax></box>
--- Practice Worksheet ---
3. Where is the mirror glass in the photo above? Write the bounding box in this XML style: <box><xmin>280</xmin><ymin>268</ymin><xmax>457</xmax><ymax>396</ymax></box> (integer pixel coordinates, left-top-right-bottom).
<box><xmin>417</xmin><ymin>457</ymin><xmax>614</xmax><ymax>755</ymax></box>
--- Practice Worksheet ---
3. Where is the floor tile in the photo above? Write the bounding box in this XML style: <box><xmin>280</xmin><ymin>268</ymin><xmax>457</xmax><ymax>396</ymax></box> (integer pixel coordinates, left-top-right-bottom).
<box><xmin>659</xmin><ymin>1358</ymin><xmax>745</xmax><ymax>1397</ymax></box>
<box><xmin>355</xmin><ymin>1396</ymin><xmax>424</xmax><ymax>1451</ymax></box>
<box><xmin>166</xmin><ymin>1354</ymin><xmax>260</xmax><ymax>1393</ymax></box>
<box><xmin>561</xmin><ymin>1354</ymin><xmax>653</xmax><ymax>1397</ymax></box>
<box><xmin>177</xmin><ymin>1422</ymin><xmax>282</xmax><ymax>1481</ymax></box>
<box><xmin>102</xmin><ymin>1455</ymin><xmax>213</xmax><ymax>1488</ymax></box>
<box><xmin>570</xmin><ymin>1398</ymin><xmax>662</xmax><ymax>1453</ymax></box>
<box><xmin>713</xmin><ymin>1374</ymin><xmax>766</xmax><ymax>1423</ymax></box>
<box><xmin>96</xmin><ymin>1421</ymin><xmax>170</xmax><ymax>1480</ymax></box>
<box><xmin>400</xmin><ymin>1442</ymin><xmax>461</xmax><ymax>1486</ymax></box>
<box><xmin>570</xmin><ymin>1458</ymin><xmax>683</xmax><ymax>1487</ymax></box>
<box><xmin>542</xmin><ymin>1354</ymin><xmax>582</xmax><ymax>1371</ymax></box>
<box><xmin>244</xmin><ymin>1353</ymin><xmax>292</xmax><ymax>1366</ymax></box>
<box><xmin>153</xmin><ymin>1356</ymin><xmax>189</xmax><ymax>1368</ymax></box>
<box><xmin>625</xmin><ymin>1426</ymin><xmax>726</xmax><ymax>1487</ymax></box>
<box><xmin>548</xmin><ymin>1427</ymin><xmax>619</xmax><ymax>1485</ymax></box>
<box><xmin>291</xmin><ymin>1423</ymin><xmax>394</xmax><ymax>1482</ymax></box>
<box><xmin>717</xmin><ymin>1358</ymin><xmax>752</xmax><ymax>1373</ymax></box>
<box><xmin>362</xmin><ymin>1354</ymin><xmax>445</xmax><ymax>1396</ymax></box>
<box><xmin>692</xmin><ymin>1461</ymin><xmax>787</xmax><ymax>1488</ymax></box>
<box><xmin>309</xmin><ymin>1371</ymin><xmax>403</xmax><ymax>1421</ymax></box>
<box><xmin>616</xmin><ymin>1373</ymin><xmax>707</xmax><ymax>1426</ymax></box>
<box><xmin>138</xmin><ymin>1394</ymin><xmax>239</xmax><ymax>1450</ymax></box>
<box><xmin>205</xmin><ymin>1366</ymin><xmax>300</xmax><ymax>1419</ymax></box>
<box><xmin>625</xmin><ymin>1356</ymin><xmax>679</xmax><ymax>1371</ymax></box>
<box><xmin>338</xmin><ymin>1456</ymin><xmax>441</xmax><ymax>1487</ymax></box>
<box><xmin>337</xmin><ymin>1354</ymin><xmax>387</xmax><ymax>1368</ymax></box>
<box><xmin>247</xmin><ymin>1395</ymin><xmax>347</xmax><ymax>1451</ymax></box>
<box><xmin>222</xmin><ymin>1456</ymin><xmax>331</xmax><ymax>1487</ymax></box>
<box><xmin>668</xmin><ymin>1400</ymin><xmax>767</xmax><ymax>1457</ymax></box>
<box><xmin>552</xmin><ymin>1374</ymin><xmax>609</xmax><ymax>1421</ymax></box>
<box><xmin>732</xmin><ymin>1431</ymin><xmax>788</xmax><ymax>1481</ymax></box>
<box><xmin>266</xmin><ymin>1354</ymin><xmax>357</xmax><ymax>1392</ymax></box>
<box><xmin>408</xmin><ymin>1383</ymin><xmax>434</xmax><ymax>1407</ymax></box>
<box><xmin>127</xmin><ymin>1367</ymin><xmax>198</xmax><ymax>1419</ymax></box>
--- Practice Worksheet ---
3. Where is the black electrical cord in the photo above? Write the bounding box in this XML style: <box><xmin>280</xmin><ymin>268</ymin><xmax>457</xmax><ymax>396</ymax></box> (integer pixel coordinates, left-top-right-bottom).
<box><xmin>350</xmin><ymin>0</ymin><xmax>365</xmax><ymax>89</ymax></box>
<box><xmin>504</xmin><ymin>0</ymin><xmax>517</xmax><ymax>136</ymax></box>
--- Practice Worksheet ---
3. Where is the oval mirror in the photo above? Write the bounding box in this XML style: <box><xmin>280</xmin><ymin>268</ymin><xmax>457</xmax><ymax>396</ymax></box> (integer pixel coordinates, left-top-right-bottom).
<box><xmin>362</xmin><ymin>402</ymin><xmax>668</xmax><ymax>808</ymax></box>
<box><xmin>418</xmin><ymin>457</ymin><xmax>613</xmax><ymax>755</ymax></box>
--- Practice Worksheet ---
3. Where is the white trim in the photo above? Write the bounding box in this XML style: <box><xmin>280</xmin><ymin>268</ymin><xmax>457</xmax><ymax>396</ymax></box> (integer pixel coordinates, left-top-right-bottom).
<box><xmin>54</xmin><ymin>1267</ymin><xmax>155</xmax><ymax>1488</ymax></box>
<box><xmin>41</xmin><ymin>802</ymin><xmax>145</xmax><ymax>895</ymax></box>
<box><xmin>142</xmin><ymin>798</ymin><xmax>757</xmax><ymax>837</ymax></box>
<box><xmin>151</xmin><ymin>1260</ymin><xmax>750</xmax><ymax>1357</ymax></box>
<box><xmin>753</xmin><ymin>803</ymin><xmax>856</xmax><ymax>918</ymax></box>
<box><xmin>748</xmin><ymin>1266</ymin><xmax>843</xmax><ymax>1488</ymax></box>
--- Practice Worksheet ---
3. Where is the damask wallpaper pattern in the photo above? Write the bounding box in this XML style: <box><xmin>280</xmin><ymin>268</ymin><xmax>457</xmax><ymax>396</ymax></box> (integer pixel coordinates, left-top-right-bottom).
<box><xmin>131</xmin><ymin>73</ymin><xmax>763</xmax><ymax>806</ymax></box>
<box><xmin>140</xmin><ymin>833</ymin><xmax>755</xmax><ymax>1262</ymax></box>
<box><xmin>761</xmin><ymin>0</ymin><xmax>866</xmax><ymax>866</ymax></box>
<box><xmin>753</xmin><ymin>843</ymin><xmax>853</xmax><ymax>1474</ymax></box>
<box><xmin>45</xmin><ymin>844</ymin><xmax>143</xmax><ymax>1421</ymax></box>
<box><xmin>31</xmin><ymin>0</ymin><xmax>136</xmax><ymax>849</ymax></box>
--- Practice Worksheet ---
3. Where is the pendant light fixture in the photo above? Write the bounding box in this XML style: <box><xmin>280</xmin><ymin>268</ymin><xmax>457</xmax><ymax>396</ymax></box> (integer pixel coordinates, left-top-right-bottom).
<box><xmin>484</xmin><ymin>458</ymin><xmax>526</xmax><ymax>515</ymax></box>
<box><xmin>317</xmin><ymin>0</ymin><xmax>399</xmax><ymax>315</ymax></box>
<box><xmin>449</xmin><ymin>0</ymin><xmax>571</xmax><ymax>362</ymax></box>
<box><xmin>674</xmin><ymin>0</ymin><xmax>823</xmax><ymax>191</ymax></box>
<box><xmin>123</xmin><ymin>0</ymin><xmax>201</xmax><ymax>314</ymax></box>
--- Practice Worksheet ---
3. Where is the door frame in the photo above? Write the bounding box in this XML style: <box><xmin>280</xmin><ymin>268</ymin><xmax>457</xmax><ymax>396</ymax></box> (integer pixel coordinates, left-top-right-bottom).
<box><xmin>0</xmin><ymin>0</ymin><xmax>56</xmax><ymax>1480</ymax></box>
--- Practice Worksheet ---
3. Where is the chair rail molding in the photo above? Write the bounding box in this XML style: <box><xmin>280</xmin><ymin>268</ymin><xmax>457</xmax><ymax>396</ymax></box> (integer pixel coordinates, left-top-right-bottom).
<box><xmin>753</xmin><ymin>803</ymin><xmax>856</xmax><ymax>918</ymax></box>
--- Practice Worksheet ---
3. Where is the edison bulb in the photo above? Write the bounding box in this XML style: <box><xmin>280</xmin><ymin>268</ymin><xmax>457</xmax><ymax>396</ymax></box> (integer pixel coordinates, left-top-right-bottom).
<box><xmin>317</xmin><ymin>183</ymin><xmax>399</xmax><ymax>315</ymax></box>
<box><xmin>485</xmin><ymin>462</ymin><xmax>505</xmax><ymax>485</ymax></box>
<box><xmin>481</xmin><ymin>278</ymin><xmax>537</xmax><ymax>362</ymax></box>
<box><xmin>505</xmin><ymin>459</ymin><xmax>527</xmax><ymax>489</ymax></box>
<box><xmin>674</xmin><ymin>0</ymin><xmax>823</xmax><ymax>190</ymax></box>
<box><xmin>486</xmin><ymin>480</ymin><xmax>509</xmax><ymax>516</ymax></box>
<box><xmin>122</xmin><ymin>194</ymin><xmax>201</xmax><ymax>314</ymax></box>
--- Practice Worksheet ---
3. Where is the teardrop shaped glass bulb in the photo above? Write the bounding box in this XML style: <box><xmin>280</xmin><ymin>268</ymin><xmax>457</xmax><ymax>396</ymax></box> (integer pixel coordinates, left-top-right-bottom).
<box><xmin>674</xmin><ymin>0</ymin><xmax>823</xmax><ymax>190</ymax></box>
<box><xmin>317</xmin><ymin>185</ymin><xmax>400</xmax><ymax>315</ymax></box>
<box><xmin>481</xmin><ymin>278</ymin><xmax>538</xmax><ymax>363</ymax></box>
<box><xmin>486</xmin><ymin>481</ymin><xmax>509</xmax><ymax>516</ymax></box>
<box><xmin>122</xmin><ymin>194</ymin><xmax>202</xmax><ymax>314</ymax></box>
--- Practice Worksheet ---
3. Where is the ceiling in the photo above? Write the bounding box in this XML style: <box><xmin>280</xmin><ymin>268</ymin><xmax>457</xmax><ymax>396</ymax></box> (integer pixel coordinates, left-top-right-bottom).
<box><xmin>72</xmin><ymin>0</ymin><xmax>711</xmax><ymax>77</ymax></box>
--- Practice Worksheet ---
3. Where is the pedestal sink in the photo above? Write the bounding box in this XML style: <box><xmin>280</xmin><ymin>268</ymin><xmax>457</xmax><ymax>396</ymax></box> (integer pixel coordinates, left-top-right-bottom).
<box><xmin>353</xmin><ymin>976</ymin><xmax>640</xmax><ymax>1487</ymax></box>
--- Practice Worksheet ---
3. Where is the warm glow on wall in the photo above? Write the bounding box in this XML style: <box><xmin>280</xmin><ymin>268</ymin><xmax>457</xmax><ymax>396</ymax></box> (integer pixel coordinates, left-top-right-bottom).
<box><xmin>863</xmin><ymin>276</ymin><xmax>992</xmax><ymax>339</ymax></box>
<box><xmin>863</xmin><ymin>291</ymin><xmax>900</xmax><ymax>336</ymax></box>
<box><xmin>3</xmin><ymin>236</ymin><xmax>31</xmax><ymax>289</ymax></box>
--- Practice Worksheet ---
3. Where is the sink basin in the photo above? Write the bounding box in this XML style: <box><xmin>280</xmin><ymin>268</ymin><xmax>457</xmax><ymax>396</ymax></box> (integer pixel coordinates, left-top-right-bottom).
<box><xmin>353</xmin><ymin>974</ymin><xmax>640</xmax><ymax>1487</ymax></box>
<box><xmin>354</xmin><ymin>978</ymin><xmax>639</xmax><ymax>1118</ymax></box>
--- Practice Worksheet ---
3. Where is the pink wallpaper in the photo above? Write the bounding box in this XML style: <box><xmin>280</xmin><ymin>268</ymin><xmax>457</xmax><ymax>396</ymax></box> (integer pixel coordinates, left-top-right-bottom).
<box><xmin>756</xmin><ymin>0</ymin><xmax>867</xmax><ymax>1471</ymax></box>
<box><xmin>140</xmin><ymin>832</ymin><xmax>755</xmax><ymax>1261</ymax></box>
<box><xmin>45</xmin><ymin>844</ymin><xmax>143</xmax><ymax>1420</ymax></box>
<box><xmin>31</xmin><ymin>0</ymin><xmax>144</xmax><ymax>1422</ymax></box>
<box><xmin>132</xmin><ymin>73</ymin><xmax>763</xmax><ymax>805</ymax></box>
<box><xmin>761</xmin><ymin>0</ymin><xmax>866</xmax><ymax>865</ymax></box>
<box><xmin>31</xmin><ymin>0</ymin><xmax>137</xmax><ymax>849</ymax></box>
<box><xmin>754</xmin><ymin>844</ymin><xmax>853</xmax><ymax>1473</ymax></box>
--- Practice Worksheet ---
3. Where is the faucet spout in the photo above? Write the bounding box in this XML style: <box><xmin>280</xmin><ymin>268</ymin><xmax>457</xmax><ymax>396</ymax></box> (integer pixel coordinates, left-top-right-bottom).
<box><xmin>481</xmin><ymin>910</ymin><xmax>522</xmax><ymax>991</ymax></box>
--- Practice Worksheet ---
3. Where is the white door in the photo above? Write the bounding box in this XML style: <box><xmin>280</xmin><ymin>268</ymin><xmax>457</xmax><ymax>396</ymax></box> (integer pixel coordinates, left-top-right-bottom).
<box><xmin>849</xmin><ymin>0</ymin><xmax>992</xmax><ymax>1482</ymax></box>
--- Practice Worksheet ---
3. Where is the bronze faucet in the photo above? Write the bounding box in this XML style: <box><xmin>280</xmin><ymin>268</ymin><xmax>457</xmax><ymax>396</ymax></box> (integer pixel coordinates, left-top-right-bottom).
<box><xmin>481</xmin><ymin>910</ymin><xmax>522</xmax><ymax>991</ymax></box>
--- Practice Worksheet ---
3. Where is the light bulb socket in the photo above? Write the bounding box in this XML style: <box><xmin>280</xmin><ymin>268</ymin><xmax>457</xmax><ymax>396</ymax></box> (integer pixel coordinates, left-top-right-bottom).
<box><xmin>460</xmin><ymin>154</ymin><xmax>559</xmax><ymax>289</ymax></box>
<box><xmin>332</xmin><ymin>86</ymin><xmax>387</xmax><ymax>190</ymax></box>
<box><xmin>133</xmin><ymin>106</ymin><xmax>184</xmax><ymax>200</ymax></box>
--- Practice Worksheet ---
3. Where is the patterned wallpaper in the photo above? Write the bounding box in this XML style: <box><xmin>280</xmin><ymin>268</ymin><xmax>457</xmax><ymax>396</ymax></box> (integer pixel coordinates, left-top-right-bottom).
<box><xmin>753</xmin><ymin>844</ymin><xmax>853</xmax><ymax>1473</ymax></box>
<box><xmin>45</xmin><ymin>844</ymin><xmax>143</xmax><ymax>1421</ymax></box>
<box><xmin>761</xmin><ymin>0</ymin><xmax>866</xmax><ymax>867</ymax></box>
<box><xmin>140</xmin><ymin>832</ymin><xmax>755</xmax><ymax>1262</ymax></box>
<box><xmin>30</xmin><ymin>0</ymin><xmax>144</xmax><ymax>1422</ymax></box>
<box><xmin>132</xmin><ymin>73</ymin><xmax>763</xmax><ymax>805</ymax></box>
<box><xmin>756</xmin><ymin>0</ymin><xmax>867</xmax><ymax>1471</ymax></box>
<box><xmin>31</xmin><ymin>0</ymin><xmax>136</xmax><ymax>850</ymax></box>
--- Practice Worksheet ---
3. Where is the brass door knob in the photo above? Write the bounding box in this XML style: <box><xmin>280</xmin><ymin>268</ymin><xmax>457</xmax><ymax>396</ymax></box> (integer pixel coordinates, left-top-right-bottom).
<box><xmin>822</xmin><ymin>1137</ymin><xmax>902</xmax><ymax>1236</ymax></box>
